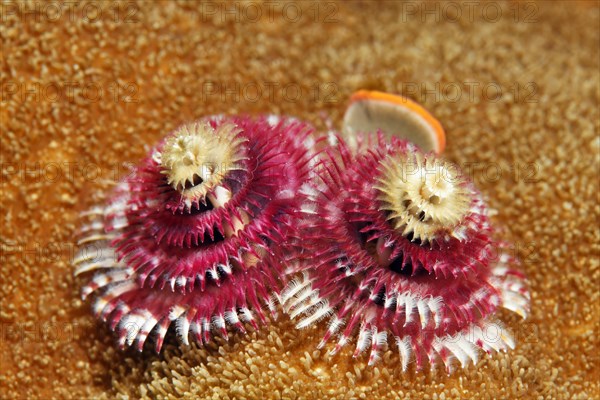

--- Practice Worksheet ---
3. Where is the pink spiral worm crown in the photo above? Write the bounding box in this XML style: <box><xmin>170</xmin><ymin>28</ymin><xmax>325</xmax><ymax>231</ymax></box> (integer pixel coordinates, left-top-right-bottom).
<box><xmin>282</xmin><ymin>134</ymin><xmax>530</xmax><ymax>372</ymax></box>
<box><xmin>74</xmin><ymin>115</ymin><xmax>315</xmax><ymax>352</ymax></box>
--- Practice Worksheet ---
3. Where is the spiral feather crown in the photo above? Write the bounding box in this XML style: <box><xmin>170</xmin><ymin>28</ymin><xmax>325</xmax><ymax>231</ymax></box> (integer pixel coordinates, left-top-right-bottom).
<box><xmin>74</xmin><ymin>115</ymin><xmax>315</xmax><ymax>351</ymax></box>
<box><xmin>282</xmin><ymin>134</ymin><xmax>530</xmax><ymax>371</ymax></box>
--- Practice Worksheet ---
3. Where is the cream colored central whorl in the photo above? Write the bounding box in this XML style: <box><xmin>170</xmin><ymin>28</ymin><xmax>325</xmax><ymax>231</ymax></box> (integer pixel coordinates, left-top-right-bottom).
<box><xmin>376</xmin><ymin>152</ymin><xmax>473</xmax><ymax>242</ymax></box>
<box><xmin>157</xmin><ymin>122</ymin><xmax>247</xmax><ymax>201</ymax></box>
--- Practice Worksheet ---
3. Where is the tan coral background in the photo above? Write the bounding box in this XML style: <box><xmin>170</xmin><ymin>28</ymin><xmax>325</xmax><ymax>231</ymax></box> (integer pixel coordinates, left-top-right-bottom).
<box><xmin>1</xmin><ymin>1</ymin><xmax>599</xmax><ymax>399</ymax></box>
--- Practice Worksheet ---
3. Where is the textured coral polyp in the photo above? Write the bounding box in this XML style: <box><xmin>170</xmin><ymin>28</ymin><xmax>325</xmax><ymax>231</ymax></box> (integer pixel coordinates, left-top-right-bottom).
<box><xmin>75</xmin><ymin>115</ymin><xmax>315</xmax><ymax>351</ymax></box>
<box><xmin>283</xmin><ymin>134</ymin><xmax>530</xmax><ymax>372</ymax></box>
